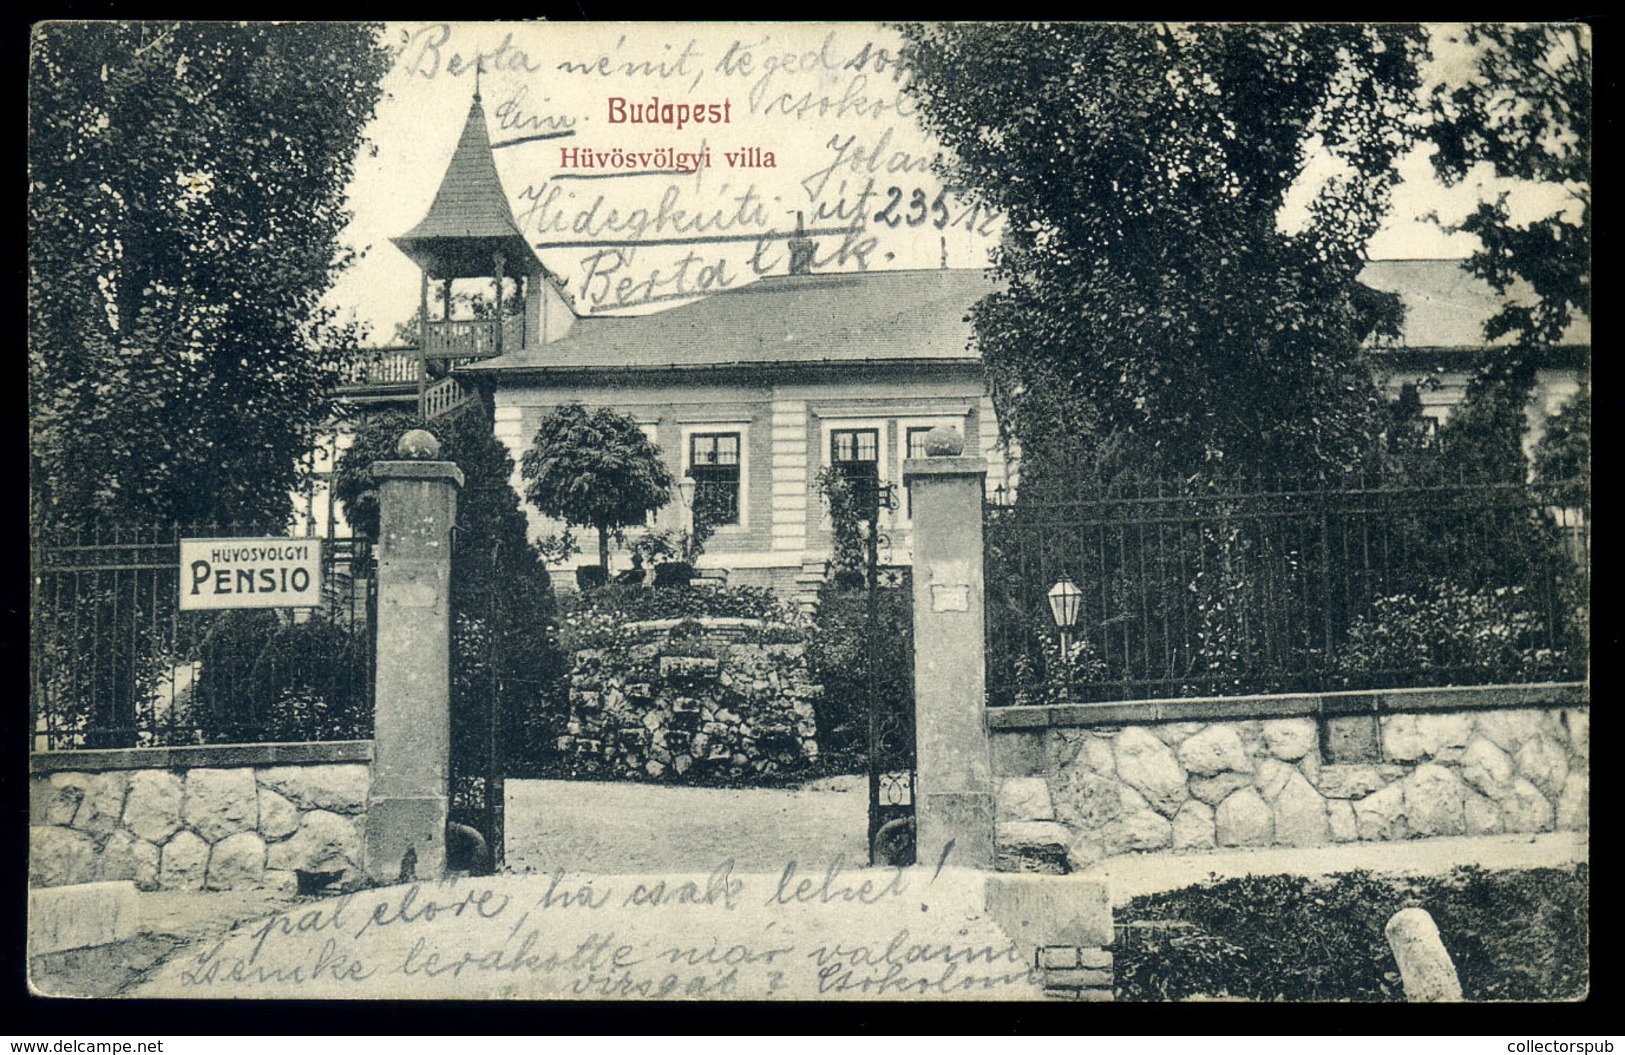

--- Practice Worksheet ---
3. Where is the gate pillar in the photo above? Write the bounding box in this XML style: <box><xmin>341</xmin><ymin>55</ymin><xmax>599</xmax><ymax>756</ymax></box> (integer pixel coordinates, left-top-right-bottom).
<box><xmin>904</xmin><ymin>434</ymin><xmax>995</xmax><ymax>870</ymax></box>
<box><xmin>364</xmin><ymin>431</ymin><xmax>463</xmax><ymax>884</ymax></box>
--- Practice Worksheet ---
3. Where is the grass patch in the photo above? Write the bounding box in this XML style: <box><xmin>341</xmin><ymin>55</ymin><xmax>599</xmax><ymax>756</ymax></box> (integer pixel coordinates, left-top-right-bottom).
<box><xmin>1114</xmin><ymin>863</ymin><xmax>1588</xmax><ymax>1002</ymax></box>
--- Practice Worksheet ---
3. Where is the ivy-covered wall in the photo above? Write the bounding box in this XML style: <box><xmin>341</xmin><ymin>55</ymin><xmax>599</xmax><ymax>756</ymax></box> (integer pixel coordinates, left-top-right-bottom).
<box><xmin>554</xmin><ymin>618</ymin><xmax>824</xmax><ymax>783</ymax></box>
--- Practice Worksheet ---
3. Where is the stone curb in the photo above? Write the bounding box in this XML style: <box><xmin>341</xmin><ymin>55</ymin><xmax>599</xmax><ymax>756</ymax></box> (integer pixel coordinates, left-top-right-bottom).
<box><xmin>29</xmin><ymin>880</ymin><xmax>140</xmax><ymax>956</ymax></box>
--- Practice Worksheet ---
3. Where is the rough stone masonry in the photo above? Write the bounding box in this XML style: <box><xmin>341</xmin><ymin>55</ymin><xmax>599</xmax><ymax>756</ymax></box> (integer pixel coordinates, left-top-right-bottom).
<box><xmin>993</xmin><ymin>705</ymin><xmax>1588</xmax><ymax>872</ymax></box>
<box><xmin>30</xmin><ymin>759</ymin><xmax>370</xmax><ymax>893</ymax></box>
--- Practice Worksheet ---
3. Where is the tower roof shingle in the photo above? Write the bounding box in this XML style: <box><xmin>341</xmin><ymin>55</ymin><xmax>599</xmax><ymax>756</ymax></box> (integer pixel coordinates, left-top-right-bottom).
<box><xmin>392</xmin><ymin>94</ymin><xmax>543</xmax><ymax>278</ymax></box>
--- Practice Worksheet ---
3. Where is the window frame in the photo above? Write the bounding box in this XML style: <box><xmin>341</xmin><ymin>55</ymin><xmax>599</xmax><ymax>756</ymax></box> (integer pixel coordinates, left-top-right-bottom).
<box><xmin>828</xmin><ymin>425</ymin><xmax>883</xmax><ymax>518</ymax></box>
<box><xmin>679</xmin><ymin>422</ymin><xmax>749</xmax><ymax>533</ymax></box>
<box><xmin>818</xmin><ymin>418</ymin><xmax>891</xmax><ymax>530</ymax></box>
<box><xmin>686</xmin><ymin>430</ymin><xmax>744</xmax><ymax>529</ymax></box>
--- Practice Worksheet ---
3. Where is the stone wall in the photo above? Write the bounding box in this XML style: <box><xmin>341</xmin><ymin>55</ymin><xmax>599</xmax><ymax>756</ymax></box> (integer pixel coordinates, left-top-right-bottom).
<box><xmin>29</xmin><ymin>743</ymin><xmax>372</xmax><ymax>893</ymax></box>
<box><xmin>990</xmin><ymin>690</ymin><xmax>1588</xmax><ymax>872</ymax></box>
<box><xmin>557</xmin><ymin>621</ymin><xmax>823</xmax><ymax>783</ymax></box>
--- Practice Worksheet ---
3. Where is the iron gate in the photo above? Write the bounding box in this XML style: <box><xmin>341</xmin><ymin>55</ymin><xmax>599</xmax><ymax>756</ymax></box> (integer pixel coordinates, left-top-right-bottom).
<box><xmin>860</xmin><ymin>481</ymin><xmax>917</xmax><ymax>867</ymax></box>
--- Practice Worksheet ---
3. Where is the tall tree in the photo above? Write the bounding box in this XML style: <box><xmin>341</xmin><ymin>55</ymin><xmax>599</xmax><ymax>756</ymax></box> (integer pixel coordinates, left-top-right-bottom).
<box><xmin>1428</xmin><ymin>24</ymin><xmax>1590</xmax><ymax>359</ymax></box>
<box><xmin>521</xmin><ymin>403</ymin><xmax>674</xmax><ymax>572</ymax></box>
<box><xmin>897</xmin><ymin>23</ymin><xmax>1427</xmax><ymax>491</ymax></box>
<box><xmin>28</xmin><ymin>22</ymin><xmax>393</xmax><ymax>532</ymax></box>
<box><xmin>1533</xmin><ymin>382</ymin><xmax>1589</xmax><ymax>507</ymax></box>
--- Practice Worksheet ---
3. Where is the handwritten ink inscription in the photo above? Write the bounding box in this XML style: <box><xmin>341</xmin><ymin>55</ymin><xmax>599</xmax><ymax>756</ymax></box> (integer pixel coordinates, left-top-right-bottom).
<box><xmin>374</xmin><ymin>23</ymin><xmax>1006</xmax><ymax>317</ymax></box>
<box><xmin>147</xmin><ymin>859</ymin><xmax>1040</xmax><ymax>1000</ymax></box>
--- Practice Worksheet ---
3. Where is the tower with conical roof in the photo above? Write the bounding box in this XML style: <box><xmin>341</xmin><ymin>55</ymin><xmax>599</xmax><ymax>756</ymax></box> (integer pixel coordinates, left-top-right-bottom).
<box><xmin>392</xmin><ymin>79</ymin><xmax>573</xmax><ymax>407</ymax></box>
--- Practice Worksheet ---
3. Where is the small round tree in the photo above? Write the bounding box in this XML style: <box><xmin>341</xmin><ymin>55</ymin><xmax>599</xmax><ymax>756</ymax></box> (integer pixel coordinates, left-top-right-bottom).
<box><xmin>521</xmin><ymin>403</ymin><xmax>674</xmax><ymax>575</ymax></box>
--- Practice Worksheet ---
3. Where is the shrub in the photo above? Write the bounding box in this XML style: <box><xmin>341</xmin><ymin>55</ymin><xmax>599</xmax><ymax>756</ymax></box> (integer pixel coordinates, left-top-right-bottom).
<box><xmin>1533</xmin><ymin>384</ymin><xmax>1590</xmax><ymax>510</ymax></box>
<box><xmin>31</xmin><ymin>575</ymin><xmax>177</xmax><ymax>748</ymax></box>
<box><xmin>1114</xmin><ymin>865</ymin><xmax>1588</xmax><ymax>1001</ymax></box>
<box><xmin>555</xmin><ymin>585</ymin><xmax>805</xmax><ymax>654</ymax></box>
<box><xmin>191</xmin><ymin>610</ymin><xmax>371</xmax><ymax>743</ymax></box>
<box><xmin>650</xmin><ymin>561</ymin><xmax>694</xmax><ymax>587</ymax></box>
<box><xmin>1333</xmin><ymin>581</ymin><xmax>1572</xmax><ymax>688</ymax></box>
<box><xmin>558</xmin><ymin>583</ymin><xmax>796</xmax><ymax>634</ymax></box>
<box><xmin>813</xmin><ymin>466</ymin><xmax>869</xmax><ymax>579</ymax></box>
<box><xmin>1008</xmin><ymin>633</ymin><xmax>1110</xmax><ymax>707</ymax></box>
<box><xmin>454</xmin><ymin>541</ymin><xmax>566</xmax><ymax>781</ymax></box>
<box><xmin>803</xmin><ymin>578</ymin><xmax>912</xmax><ymax>767</ymax></box>
<box><xmin>333</xmin><ymin>408</ymin><xmax>564</xmax><ymax>783</ymax></box>
<box><xmin>629</xmin><ymin>486</ymin><xmax>726</xmax><ymax>573</ymax></box>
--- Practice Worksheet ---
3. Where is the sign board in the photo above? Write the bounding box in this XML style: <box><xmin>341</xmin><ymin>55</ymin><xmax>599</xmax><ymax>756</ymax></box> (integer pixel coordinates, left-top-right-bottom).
<box><xmin>179</xmin><ymin>537</ymin><xmax>323</xmax><ymax>610</ymax></box>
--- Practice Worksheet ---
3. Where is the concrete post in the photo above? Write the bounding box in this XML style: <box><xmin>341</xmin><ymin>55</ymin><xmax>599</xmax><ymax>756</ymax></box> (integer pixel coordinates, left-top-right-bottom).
<box><xmin>904</xmin><ymin>429</ymin><xmax>995</xmax><ymax>869</ymax></box>
<box><xmin>1386</xmin><ymin>907</ymin><xmax>1463</xmax><ymax>1002</ymax></box>
<box><xmin>364</xmin><ymin>430</ymin><xmax>463</xmax><ymax>884</ymax></box>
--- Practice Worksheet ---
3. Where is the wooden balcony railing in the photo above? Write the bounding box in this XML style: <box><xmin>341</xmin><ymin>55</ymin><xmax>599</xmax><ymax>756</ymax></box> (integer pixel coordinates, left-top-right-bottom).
<box><xmin>339</xmin><ymin>314</ymin><xmax>523</xmax><ymax>394</ymax></box>
<box><xmin>341</xmin><ymin>350</ymin><xmax>419</xmax><ymax>387</ymax></box>
<box><xmin>422</xmin><ymin>315</ymin><xmax>524</xmax><ymax>360</ymax></box>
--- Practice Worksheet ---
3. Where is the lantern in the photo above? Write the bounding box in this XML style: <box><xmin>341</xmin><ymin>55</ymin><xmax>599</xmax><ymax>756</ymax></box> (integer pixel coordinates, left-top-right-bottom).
<box><xmin>1047</xmin><ymin>578</ymin><xmax>1083</xmax><ymax>658</ymax></box>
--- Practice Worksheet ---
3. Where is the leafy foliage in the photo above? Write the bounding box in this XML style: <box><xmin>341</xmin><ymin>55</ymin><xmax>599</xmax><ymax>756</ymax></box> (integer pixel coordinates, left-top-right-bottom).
<box><xmin>1334</xmin><ymin>582</ymin><xmax>1571</xmax><ymax>688</ymax></box>
<box><xmin>627</xmin><ymin>484</ymin><xmax>730</xmax><ymax>574</ymax></box>
<box><xmin>897</xmin><ymin>23</ymin><xmax>1427</xmax><ymax>490</ymax></box>
<box><xmin>31</xmin><ymin>564</ymin><xmax>178</xmax><ymax>748</ymax></box>
<box><xmin>1428</xmin><ymin>25</ymin><xmax>1590</xmax><ymax>355</ymax></box>
<box><xmin>29</xmin><ymin>22</ymin><xmax>392</xmax><ymax>532</ymax></box>
<box><xmin>1424</xmin><ymin>372</ymin><xmax>1539</xmax><ymax>485</ymax></box>
<box><xmin>813</xmin><ymin>466</ymin><xmax>869</xmax><ymax>581</ymax></box>
<box><xmin>334</xmin><ymin>408</ymin><xmax>534</xmax><ymax>553</ymax></box>
<box><xmin>1533</xmin><ymin>384</ymin><xmax>1590</xmax><ymax>509</ymax></box>
<box><xmin>1115</xmin><ymin>865</ymin><xmax>1588</xmax><ymax>1001</ymax></box>
<box><xmin>803</xmin><ymin>579</ymin><xmax>913</xmax><ymax>767</ymax></box>
<box><xmin>1372</xmin><ymin>376</ymin><xmax>1589</xmax><ymax>674</ymax></box>
<box><xmin>520</xmin><ymin>403</ymin><xmax>674</xmax><ymax>570</ymax></box>
<box><xmin>1008</xmin><ymin>633</ymin><xmax>1109</xmax><ymax>708</ymax></box>
<box><xmin>191</xmin><ymin>610</ymin><xmax>371</xmax><ymax>743</ymax></box>
<box><xmin>556</xmin><ymin>584</ymin><xmax>800</xmax><ymax>651</ymax></box>
<box><xmin>984</xmin><ymin>468</ymin><xmax>1587</xmax><ymax>704</ymax></box>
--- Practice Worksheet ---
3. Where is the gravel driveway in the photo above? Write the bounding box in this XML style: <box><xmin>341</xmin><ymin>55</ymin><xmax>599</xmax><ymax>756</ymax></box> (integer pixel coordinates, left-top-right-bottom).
<box><xmin>503</xmin><ymin>774</ymin><xmax>869</xmax><ymax>874</ymax></box>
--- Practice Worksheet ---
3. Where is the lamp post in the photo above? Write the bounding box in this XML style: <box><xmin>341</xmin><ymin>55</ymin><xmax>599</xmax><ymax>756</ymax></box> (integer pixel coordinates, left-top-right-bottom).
<box><xmin>1048</xmin><ymin>578</ymin><xmax>1083</xmax><ymax>660</ymax></box>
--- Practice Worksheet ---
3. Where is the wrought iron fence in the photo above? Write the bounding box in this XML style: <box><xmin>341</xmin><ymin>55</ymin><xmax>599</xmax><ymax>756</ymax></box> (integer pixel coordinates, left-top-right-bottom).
<box><xmin>984</xmin><ymin>477</ymin><xmax>1589</xmax><ymax>706</ymax></box>
<box><xmin>30</xmin><ymin>524</ymin><xmax>375</xmax><ymax>749</ymax></box>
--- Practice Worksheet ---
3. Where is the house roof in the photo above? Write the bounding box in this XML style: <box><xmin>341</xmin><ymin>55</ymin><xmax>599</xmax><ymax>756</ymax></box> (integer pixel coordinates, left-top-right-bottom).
<box><xmin>458</xmin><ymin>258</ymin><xmax>1588</xmax><ymax>378</ymax></box>
<box><xmin>463</xmin><ymin>268</ymin><xmax>993</xmax><ymax>375</ymax></box>
<box><xmin>1359</xmin><ymin>258</ymin><xmax>1590</xmax><ymax>349</ymax></box>
<box><xmin>392</xmin><ymin>94</ymin><xmax>544</xmax><ymax>279</ymax></box>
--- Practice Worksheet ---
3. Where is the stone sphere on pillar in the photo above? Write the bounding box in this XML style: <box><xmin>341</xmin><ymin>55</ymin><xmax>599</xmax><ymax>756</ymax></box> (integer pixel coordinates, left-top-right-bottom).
<box><xmin>397</xmin><ymin>429</ymin><xmax>441</xmax><ymax>460</ymax></box>
<box><xmin>922</xmin><ymin>424</ymin><xmax>965</xmax><ymax>457</ymax></box>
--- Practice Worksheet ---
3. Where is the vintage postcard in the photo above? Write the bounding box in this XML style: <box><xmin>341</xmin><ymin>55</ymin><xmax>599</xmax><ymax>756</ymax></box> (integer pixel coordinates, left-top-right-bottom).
<box><xmin>26</xmin><ymin>21</ymin><xmax>1589</xmax><ymax>1006</ymax></box>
